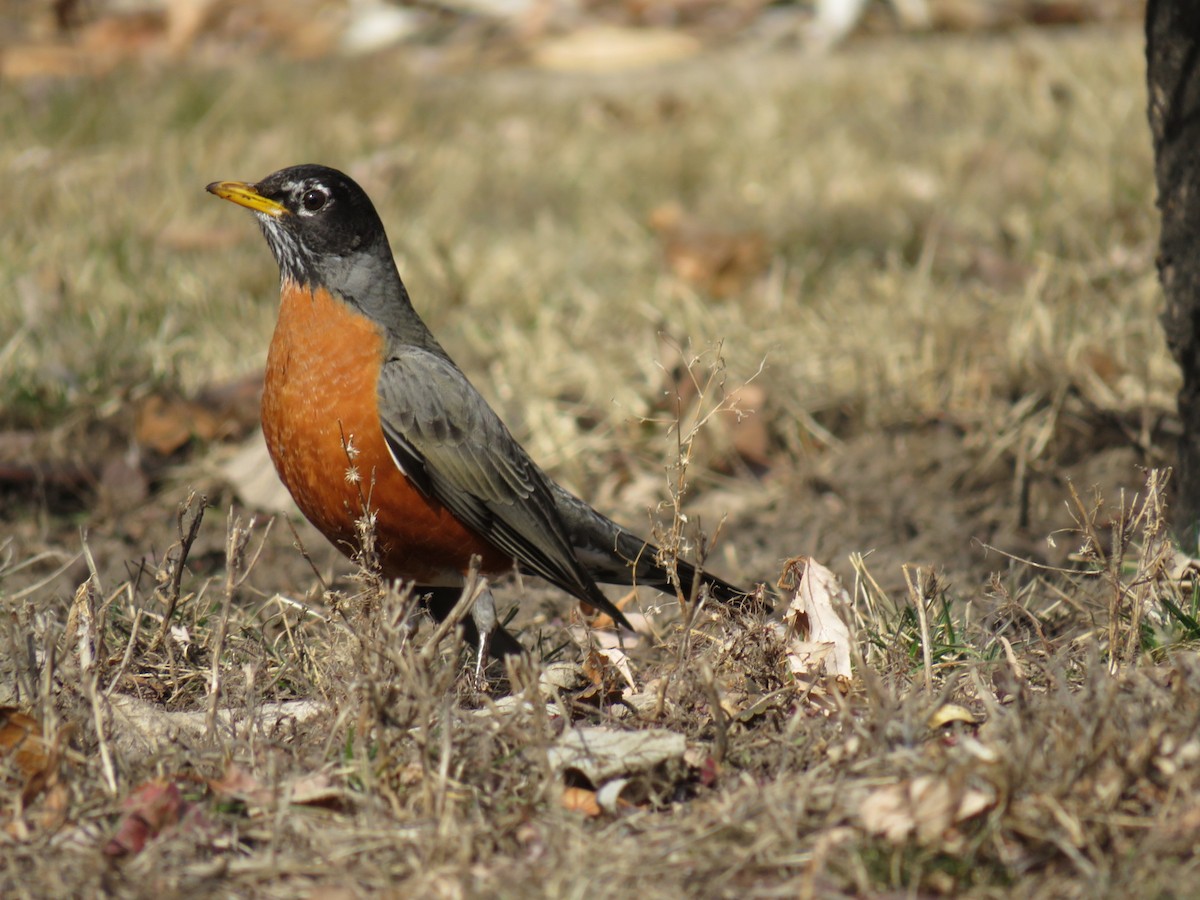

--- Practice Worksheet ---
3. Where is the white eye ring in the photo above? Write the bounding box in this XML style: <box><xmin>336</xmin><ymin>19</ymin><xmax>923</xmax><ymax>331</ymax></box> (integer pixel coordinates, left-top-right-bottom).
<box><xmin>300</xmin><ymin>187</ymin><xmax>329</xmax><ymax>215</ymax></box>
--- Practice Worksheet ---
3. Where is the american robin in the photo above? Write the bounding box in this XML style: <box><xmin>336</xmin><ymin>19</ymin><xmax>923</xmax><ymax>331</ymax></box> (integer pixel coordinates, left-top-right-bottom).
<box><xmin>207</xmin><ymin>164</ymin><xmax>751</xmax><ymax>659</ymax></box>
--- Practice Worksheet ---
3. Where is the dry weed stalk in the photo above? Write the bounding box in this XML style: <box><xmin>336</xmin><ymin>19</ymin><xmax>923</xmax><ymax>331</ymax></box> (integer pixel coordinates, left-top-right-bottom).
<box><xmin>151</xmin><ymin>491</ymin><xmax>207</xmax><ymax>651</ymax></box>
<box><xmin>1065</xmin><ymin>469</ymin><xmax>1175</xmax><ymax>671</ymax></box>
<box><xmin>205</xmin><ymin>507</ymin><xmax>264</xmax><ymax>738</ymax></box>
<box><xmin>644</xmin><ymin>341</ymin><xmax>747</xmax><ymax>719</ymax></box>
<box><xmin>649</xmin><ymin>339</ymin><xmax>759</xmax><ymax>606</ymax></box>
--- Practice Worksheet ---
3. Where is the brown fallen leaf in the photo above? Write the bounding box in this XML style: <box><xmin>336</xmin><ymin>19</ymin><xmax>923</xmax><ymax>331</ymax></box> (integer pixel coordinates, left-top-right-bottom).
<box><xmin>135</xmin><ymin>378</ymin><xmax>261</xmax><ymax>456</ymax></box>
<box><xmin>0</xmin><ymin>708</ymin><xmax>50</xmax><ymax>781</ymax></box>
<box><xmin>579</xmin><ymin>649</ymin><xmax>633</xmax><ymax>706</ymax></box>
<box><xmin>649</xmin><ymin>202</ymin><xmax>769</xmax><ymax>298</ymax></box>
<box><xmin>286</xmin><ymin>772</ymin><xmax>345</xmax><ymax>809</ymax></box>
<box><xmin>560</xmin><ymin>786</ymin><xmax>602</xmax><ymax>817</ymax></box>
<box><xmin>136</xmin><ymin>394</ymin><xmax>222</xmax><ymax>455</ymax></box>
<box><xmin>209</xmin><ymin>762</ymin><xmax>346</xmax><ymax>812</ymax></box>
<box><xmin>104</xmin><ymin>779</ymin><xmax>189</xmax><ymax>857</ymax></box>
<box><xmin>207</xmin><ymin>763</ymin><xmax>267</xmax><ymax>805</ymax></box>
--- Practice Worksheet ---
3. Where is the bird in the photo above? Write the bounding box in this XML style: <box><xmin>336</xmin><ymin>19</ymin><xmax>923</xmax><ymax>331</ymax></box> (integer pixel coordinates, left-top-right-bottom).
<box><xmin>207</xmin><ymin>164</ymin><xmax>752</xmax><ymax>662</ymax></box>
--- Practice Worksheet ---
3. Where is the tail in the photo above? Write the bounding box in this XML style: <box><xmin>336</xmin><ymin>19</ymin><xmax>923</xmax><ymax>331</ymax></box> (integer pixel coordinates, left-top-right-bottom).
<box><xmin>606</xmin><ymin>527</ymin><xmax>759</xmax><ymax>606</ymax></box>
<box><xmin>551</xmin><ymin>484</ymin><xmax>765</xmax><ymax>610</ymax></box>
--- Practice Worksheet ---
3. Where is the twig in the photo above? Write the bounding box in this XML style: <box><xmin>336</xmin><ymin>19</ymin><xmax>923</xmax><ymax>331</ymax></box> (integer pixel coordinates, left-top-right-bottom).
<box><xmin>153</xmin><ymin>492</ymin><xmax>207</xmax><ymax>651</ymax></box>
<box><xmin>286</xmin><ymin>518</ymin><xmax>329</xmax><ymax>592</ymax></box>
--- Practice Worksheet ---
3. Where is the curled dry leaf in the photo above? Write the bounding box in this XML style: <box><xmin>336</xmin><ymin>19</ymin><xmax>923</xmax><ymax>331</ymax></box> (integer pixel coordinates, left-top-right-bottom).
<box><xmin>928</xmin><ymin>704</ymin><xmax>980</xmax><ymax>730</ymax></box>
<box><xmin>578</xmin><ymin>648</ymin><xmax>635</xmax><ymax>706</ymax></box>
<box><xmin>595</xmin><ymin>778</ymin><xmax>633</xmax><ymax>813</ymax></box>
<box><xmin>778</xmin><ymin>556</ymin><xmax>853</xmax><ymax>678</ymax></box>
<box><xmin>285</xmin><ymin>772</ymin><xmax>344</xmax><ymax>809</ymax></box>
<box><xmin>207</xmin><ymin>763</ymin><xmax>265</xmax><ymax>803</ymax></box>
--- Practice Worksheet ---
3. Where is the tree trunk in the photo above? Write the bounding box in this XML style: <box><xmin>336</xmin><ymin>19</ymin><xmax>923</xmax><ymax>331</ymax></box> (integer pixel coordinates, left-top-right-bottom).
<box><xmin>1147</xmin><ymin>0</ymin><xmax>1200</xmax><ymax>536</ymax></box>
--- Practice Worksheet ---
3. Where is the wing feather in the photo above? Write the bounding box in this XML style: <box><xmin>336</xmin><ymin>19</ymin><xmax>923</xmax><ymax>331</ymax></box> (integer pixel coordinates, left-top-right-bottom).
<box><xmin>376</xmin><ymin>348</ymin><xmax>631</xmax><ymax>627</ymax></box>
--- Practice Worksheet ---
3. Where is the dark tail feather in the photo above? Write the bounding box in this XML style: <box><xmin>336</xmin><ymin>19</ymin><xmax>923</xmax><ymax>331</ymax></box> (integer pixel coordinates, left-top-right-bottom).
<box><xmin>609</xmin><ymin>529</ymin><xmax>764</xmax><ymax>609</ymax></box>
<box><xmin>550</xmin><ymin>483</ymin><xmax>763</xmax><ymax>607</ymax></box>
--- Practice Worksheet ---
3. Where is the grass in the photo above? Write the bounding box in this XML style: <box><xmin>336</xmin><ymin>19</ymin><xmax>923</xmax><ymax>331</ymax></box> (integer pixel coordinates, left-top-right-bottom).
<box><xmin>0</xmin><ymin>21</ymin><xmax>1192</xmax><ymax>898</ymax></box>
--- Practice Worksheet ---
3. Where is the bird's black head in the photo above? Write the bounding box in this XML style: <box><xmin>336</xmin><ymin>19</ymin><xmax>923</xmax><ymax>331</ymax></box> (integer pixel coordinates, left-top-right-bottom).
<box><xmin>207</xmin><ymin>164</ymin><xmax>388</xmax><ymax>289</ymax></box>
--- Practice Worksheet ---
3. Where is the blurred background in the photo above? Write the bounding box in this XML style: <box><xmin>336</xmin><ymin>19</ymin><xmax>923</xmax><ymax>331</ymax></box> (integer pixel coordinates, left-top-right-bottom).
<box><xmin>0</xmin><ymin>0</ymin><xmax>1160</xmax><ymax>606</ymax></box>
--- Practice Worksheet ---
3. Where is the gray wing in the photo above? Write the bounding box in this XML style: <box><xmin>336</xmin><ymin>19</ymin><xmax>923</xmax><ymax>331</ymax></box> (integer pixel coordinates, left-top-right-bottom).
<box><xmin>377</xmin><ymin>347</ymin><xmax>631</xmax><ymax>628</ymax></box>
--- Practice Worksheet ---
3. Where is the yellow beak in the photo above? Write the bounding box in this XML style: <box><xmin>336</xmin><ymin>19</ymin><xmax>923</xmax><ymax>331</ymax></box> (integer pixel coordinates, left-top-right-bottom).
<box><xmin>206</xmin><ymin>181</ymin><xmax>288</xmax><ymax>218</ymax></box>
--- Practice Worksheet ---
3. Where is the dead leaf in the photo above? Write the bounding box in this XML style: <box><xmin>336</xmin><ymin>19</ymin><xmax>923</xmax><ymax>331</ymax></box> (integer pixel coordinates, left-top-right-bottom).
<box><xmin>928</xmin><ymin>704</ymin><xmax>980</xmax><ymax>729</ymax></box>
<box><xmin>209</xmin><ymin>763</ymin><xmax>345</xmax><ymax>812</ymax></box>
<box><xmin>104</xmin><ymin>779</ymin><xmax>189</xmax><ymax>857</ymax></box>
<box><xmin>539</xmin><ymin>661</ymin><xmax>588</xmax><ymax>693</ymax></box>
<box><xmin>858</xmin><ymin>775</ymin><xmax>994</xmax><ymax>845</ymax></box>
<box><xmin>135</xmin><ymin>394</ymin><xmax>222</xmax><ymax>455</ymax></box>
<box><xmin>595</xmin><ymin>777</ymin><xmax>634</xmax><ymax>813</ymax></box>
<box><xmin>560</xmin><ymin>786</ymin><xmax>602</xmax><ymax>817</ymax></box>
<box><xmin>285</xmin><ymin>772</ymin><xmax>345</xmax><ymax>809</ymax></box>
<box><xmin>216</xmin><ymin>431</ymin><xmax>295</xmax><ymax>513</ymax></box>
<box><xmin>649</xmin><ymin>202</ymin><xmax>770</xmax><ymax>298</ymax></box>
<box><xmin>207</xmin><ymin>763</ymin><xmax>267</xmax><ymax>805</ymax></box>
<box><xmin>532</xmin><ymin>26</ymin><xmax>700</xmax><ymax>73</ymax></box>
<box><xmin>595</xmin><ymin>648</ymin><xmax>636</xmax><ymax>692</ymax></box>
<box><xmin>784</xmin><ymin>640</ymin><xmax>834</xmax><ymax>676</ymax></box>
<box><xmin>0</xmin><ymin>708</ymin><xmax>50</xmax><ymax>781</ymax></box>
<box><xmin>580</xmin><ymin>648</ymin><xmax>635</xmax><ymax>704</ymax></box>
<box><xmin>549</xmin><ymin>727</ymin><xmax>685</xmax><ymax>785</ymax></box>
<box><xmin>779</xmin><ymin>557</ymin><xmax>853</xmax><ymax>678</ymax></box>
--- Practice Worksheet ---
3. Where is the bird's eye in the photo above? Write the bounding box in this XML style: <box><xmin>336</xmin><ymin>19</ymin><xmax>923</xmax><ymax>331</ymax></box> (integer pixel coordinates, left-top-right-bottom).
<box><xmin>301</xmin><ymin>188</ymin><xmax>327</xmax><ymax>212</ymax></box>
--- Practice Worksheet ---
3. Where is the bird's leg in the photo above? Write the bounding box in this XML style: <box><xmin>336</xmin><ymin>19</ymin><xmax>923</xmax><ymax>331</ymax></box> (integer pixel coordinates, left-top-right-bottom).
<box><xmin>470</xmin><ymin>578</ymin><xmax>497</xmax><ymax>688</ymax></box>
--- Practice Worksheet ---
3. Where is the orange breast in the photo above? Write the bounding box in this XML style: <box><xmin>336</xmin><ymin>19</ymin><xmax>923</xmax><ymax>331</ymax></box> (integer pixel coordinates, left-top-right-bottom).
<box><xmin>260</xmin><ymin>281</ymin><xmax>508</xmax><ymax>584</ymax></box>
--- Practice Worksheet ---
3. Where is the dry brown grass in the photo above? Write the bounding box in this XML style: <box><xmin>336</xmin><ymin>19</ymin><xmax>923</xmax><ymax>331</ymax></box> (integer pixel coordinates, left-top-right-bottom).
<box><xmin>2</xmin><ymin>22</ymin><xmax>1194</xmax><ymax>898</ymax></box>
